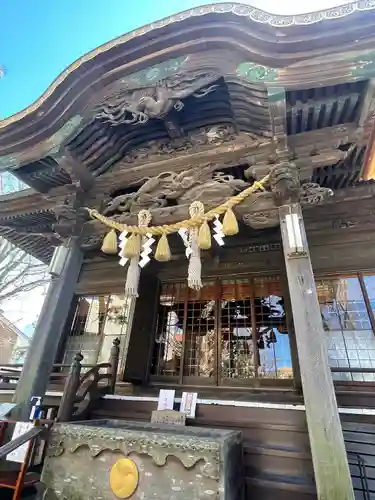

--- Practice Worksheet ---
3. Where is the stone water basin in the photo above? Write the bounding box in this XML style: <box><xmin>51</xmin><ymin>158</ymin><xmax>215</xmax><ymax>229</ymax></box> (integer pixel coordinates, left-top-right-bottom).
<box><xmin>41</xmin><ymin>419</ymin><xmax>244</xmax><ymax>500</ymax></box>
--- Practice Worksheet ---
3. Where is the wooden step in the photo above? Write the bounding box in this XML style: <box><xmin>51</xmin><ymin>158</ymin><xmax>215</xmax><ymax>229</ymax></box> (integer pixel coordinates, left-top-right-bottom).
<box><xmin>245</xmin><ymin>473</ymin><xmax>316</xmax><ymax>499</ymax></box>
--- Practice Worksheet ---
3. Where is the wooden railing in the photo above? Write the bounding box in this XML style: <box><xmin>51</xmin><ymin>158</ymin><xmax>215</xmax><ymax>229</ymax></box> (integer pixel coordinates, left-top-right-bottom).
<box><xmin>0</xmin><ymin>338</ymin><xmax>121</xmax><ymax>422</ymax></box>
<box><xmin>0</xmin><ymin>340</ymin><xmax>120</xmax><ymax>497</ymax></box>
<box><xmin>58</xmin><ymin>337</ymin><xmax>120</xmax><ymax>421</ymax></box>
<box><xmin>0</xmin><ymin>364</ymin><xmax>82</xmax><ymax>388</ymax></box>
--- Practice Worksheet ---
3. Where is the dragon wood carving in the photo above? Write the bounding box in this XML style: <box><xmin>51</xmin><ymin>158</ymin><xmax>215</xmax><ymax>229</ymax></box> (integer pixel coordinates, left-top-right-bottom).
<box><xmin>103</xmin><ymin>165</ymin><xmax>249</xmax><ymax>215</ymax></box>
<box><xmin>242</xmin><ymin>163</ymin><xmax>333</xmax><ymax>229</ymax></box>
<box><xmin>95</xmin><ymin>70</ymin><xmax>220</xmax><ymax>126</ymax></box>
<box><xmin>121</xmin><ymin>125</ymin><xmax>262</xmax><ymax>164</ymax></box>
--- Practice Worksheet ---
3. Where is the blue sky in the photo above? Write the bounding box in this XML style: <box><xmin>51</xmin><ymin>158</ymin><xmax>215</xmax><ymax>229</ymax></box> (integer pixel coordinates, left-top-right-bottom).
<box><xmin>0</xmin><ymin>0</ymin><xmax>352</xmax><ymax>120</ymax></box>
<box><xmin>0</xmin><ymin>0</ymin><xmax>213</xmax><ymax>119</ymax></box>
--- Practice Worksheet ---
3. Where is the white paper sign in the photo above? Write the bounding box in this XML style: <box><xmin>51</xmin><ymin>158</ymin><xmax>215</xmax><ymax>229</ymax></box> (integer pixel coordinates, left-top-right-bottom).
<box><xmin>157</xmin><ymin>389</ymin><xmax>175</xmax><ymax>411</ymax></box>
<box><xmin>6</xmin><ymin>422</ymin><xmax>33</xmax><ymax>463</ymax></box>
<box><xmin>180</xmin><ymin>392</ymin><xmax>198</xmax><ymax>418</ymax></box>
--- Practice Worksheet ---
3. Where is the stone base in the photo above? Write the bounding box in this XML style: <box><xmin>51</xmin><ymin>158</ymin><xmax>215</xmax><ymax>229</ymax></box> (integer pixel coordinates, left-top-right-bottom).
<box><xmin>41</xmin><ymin>419</ymin><xmax>244</xmax><ymax>499</ymax></box>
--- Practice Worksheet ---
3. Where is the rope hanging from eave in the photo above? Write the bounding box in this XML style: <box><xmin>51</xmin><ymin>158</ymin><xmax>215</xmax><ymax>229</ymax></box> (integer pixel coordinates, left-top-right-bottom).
<box><xmin>90</xmin><ymin>173</ymin><xmax>269</xmax><ymax>296</ymax></box>
<box><xmin>86</xmin><ymin>174</ymin><xmax>269</xmax><ymax>235</ymax></box>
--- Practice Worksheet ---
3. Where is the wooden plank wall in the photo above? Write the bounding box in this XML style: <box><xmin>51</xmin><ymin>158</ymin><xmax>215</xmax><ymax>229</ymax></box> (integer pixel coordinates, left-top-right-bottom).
<box><xmin>90</xmin><ymin>398</ymin><xmax>375</xmax><ymax>499</ymax></box>
<box><xmin>76</xmin><ymin>234</ymin><xmax>375</xmax><ymax>293</ymax></box>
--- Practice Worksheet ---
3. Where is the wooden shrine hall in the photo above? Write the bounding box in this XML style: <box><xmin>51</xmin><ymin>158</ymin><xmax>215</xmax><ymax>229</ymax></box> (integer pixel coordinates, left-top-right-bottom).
<box><xmin>2</xmin><ymin>2</ymin><xmax>375</xmax><ymax>499</ymax></box>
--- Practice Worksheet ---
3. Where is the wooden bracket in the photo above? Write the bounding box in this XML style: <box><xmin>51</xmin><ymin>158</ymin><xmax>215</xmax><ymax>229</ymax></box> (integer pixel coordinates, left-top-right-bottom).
<box><xmin>59</xmin><ymin>149</ymin><xmax>95</xmax><ymax>192</ymax></box>
<box><xmin>267</xmin><ymin>86</ymin><xmax>288</xmax><ymax>158</ymax></box>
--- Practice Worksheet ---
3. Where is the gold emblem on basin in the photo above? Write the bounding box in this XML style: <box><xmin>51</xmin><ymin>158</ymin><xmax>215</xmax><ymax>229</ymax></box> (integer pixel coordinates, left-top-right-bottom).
<box><xmin>110</xmin><ymin>458</ymin><xmax>139</xmax><ymax>498</ymax></box>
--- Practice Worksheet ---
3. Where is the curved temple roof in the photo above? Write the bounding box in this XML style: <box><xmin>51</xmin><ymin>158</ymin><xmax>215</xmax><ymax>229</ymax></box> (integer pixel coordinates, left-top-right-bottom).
<box><xmin>0</xmin><ymin>1</ymin><xmax>374</xmax><ymax>180</ymax></box>
<box><xmin>1</xmin><ymin>1</ymin><xmax>375</xmax><ymax>262</ymax></box>
<box><xmin>1</xmin><ymin>0</ymin><xmax>370</xmax><ymax>120</ymax></box>
<box><xmin>0</xmin><ymin>0</ymin><xmax>375</xmax><ymax>128</ymax></box>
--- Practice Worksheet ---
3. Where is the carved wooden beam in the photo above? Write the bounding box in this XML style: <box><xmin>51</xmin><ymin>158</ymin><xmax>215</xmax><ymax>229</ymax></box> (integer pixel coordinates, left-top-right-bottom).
<box><xmin>0</xmin><ymin>123</ymin><xmax>361</xmax><ymax>235</ymax></box>
<box><xmin>88</xmin><ymin>136</ymin><xmax>273</xmax><ymax>199</ymax></box>
<box><xmin>82</xmin><ymin>192</ymin><xmax>277</xmax><ymax>240</ymax></box>
<box><xmin>247</xmin><ymin>149</ymin><xmax>347</xmax><ymax>182</ymax></box>
<box><xmin>288</xmin><ymin>123</ymin><xmax>358</xmax><ymax>152</ymax></box>
<box><xmin>81</xmin><ymin>179</ymin><xmax>337</xmax><ymax>243</ymax></box>
<box><xmin>84</xmin><ymin>125</ymin><xmax>357</xmax><ymax>203</ymax></box>
<box><xmin>58</xmin><ymin>149</ymin><xmax>95</xmax><ymax>192</ymax></box>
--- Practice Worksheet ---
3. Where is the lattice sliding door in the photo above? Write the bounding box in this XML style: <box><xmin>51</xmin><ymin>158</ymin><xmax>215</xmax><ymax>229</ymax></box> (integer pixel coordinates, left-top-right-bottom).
<box><xmin>151</xmin><ymin>276</ymin><xmax>293</xmax><ymax>386</ymax></box>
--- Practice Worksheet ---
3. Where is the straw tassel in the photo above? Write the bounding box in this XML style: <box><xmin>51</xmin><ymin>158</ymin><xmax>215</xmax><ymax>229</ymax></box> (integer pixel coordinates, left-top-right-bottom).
<box><xmin>123</xmin><ymin>233</ymin><xmax>141</xmax><ymax>259</ymax></box>
<box><xmin>222</xmin><ymin>207</ymin><xmax>239</xmax><ymax>236</ymax></box>
<box><xmin>155</xmin><ymin>233</ymin><xmax>171</xmax><ymax>262</ymax></box>
<box><xmin>101</xmin><ymin>229</ymin><xmax>118</xmax><ymax>254</ymax></box>
<box><xmin>198</xmin><ymin>220</ymin><xmax>211</xmax><ymax>250</ymax></box>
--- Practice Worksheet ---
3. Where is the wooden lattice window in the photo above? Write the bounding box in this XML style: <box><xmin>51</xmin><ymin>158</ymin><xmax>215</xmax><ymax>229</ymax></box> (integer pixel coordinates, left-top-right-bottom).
<box><xmin>317</xmin><ymin>274</ymin><xmax>375</xmax><ymax>382</ymax></box>
<box><xmin>150</xmin><ymin>277</ymin><xmax>293</xmax><ymax>386</ymax></box>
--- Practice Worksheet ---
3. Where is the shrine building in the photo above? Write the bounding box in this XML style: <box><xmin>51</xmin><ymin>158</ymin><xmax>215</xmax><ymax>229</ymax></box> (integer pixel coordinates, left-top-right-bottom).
<box><xmin>1</xmin><ymin>3</ymin><xmax>375</xmax><ymax>499</ymax></box>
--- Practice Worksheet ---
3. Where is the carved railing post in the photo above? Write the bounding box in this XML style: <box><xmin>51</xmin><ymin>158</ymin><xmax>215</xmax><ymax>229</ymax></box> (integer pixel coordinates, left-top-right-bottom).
<box><xmin>108</xmin><ymin>338</ymin><xmax>120</xmax><ymax>394</ymax></box>
<box><xmin>57</xmin><ymin>352</ymin><xmax>83</xmax><ymax>422</ymax></box>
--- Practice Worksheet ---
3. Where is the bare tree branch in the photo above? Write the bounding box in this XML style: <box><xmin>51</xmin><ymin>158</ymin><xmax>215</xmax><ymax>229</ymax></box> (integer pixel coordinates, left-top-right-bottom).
<box><xmin>0</xmin><ymin>280</ymin><xmax>50</xmax><ymax>302</ymax></box>
<box><xmin>0</xmin><ymin>237</ymin><xmax>50</xmax><ymax>305</ymax></box>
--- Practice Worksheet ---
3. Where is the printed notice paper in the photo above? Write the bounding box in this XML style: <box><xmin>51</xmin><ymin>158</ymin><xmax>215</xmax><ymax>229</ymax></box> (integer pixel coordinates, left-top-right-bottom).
<box><xmin>6</xmin><ymin>422</ymin><xmax>33</xmax><ymax>463</ymax></box>
<box><xmin>180</xmin><ymin>392</ymin><xmax>198</xmax><ymax>418</ymax></box>
<box><xmin>157</xmin><ymin>389</ymin><xmax>175</xmax><ymax>411</ymax></box>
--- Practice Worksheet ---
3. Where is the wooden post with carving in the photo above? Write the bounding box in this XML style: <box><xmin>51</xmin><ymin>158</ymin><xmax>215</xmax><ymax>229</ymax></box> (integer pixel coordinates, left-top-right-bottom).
<box><xmin>57</xmin><ymin>352</ymin><xmax>83</xmax><ymax>422</ymax></box>
<box><xmin>108</xmin><ymin>338</ymin><xmax>120</xmax><ymax>394</ymax></box>
<box><xmin>279</xmin><ymin>202</ymin><xmax>354</xmax><ymax>500</ymax></box>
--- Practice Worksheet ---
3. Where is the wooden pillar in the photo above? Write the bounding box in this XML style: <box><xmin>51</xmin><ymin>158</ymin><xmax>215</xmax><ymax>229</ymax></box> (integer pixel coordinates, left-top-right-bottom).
<box><xmin>281</xmin><ymin>271</ymin><xmax>302</xmax><ymax>390</ymax></box>
<box><xmin>123</xmin><ymin>273</ymin><xmax>160</xmax><ymax>385</ymax></box>
<box><xmin>279</xmin><ymin>203</ymin><xmax>354</xmax><ymax>500</ymax></box>
<box><xmin>12</xmin><ymin>240</ymin><xmax>83</xmax><ymax>420</ymax></box>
